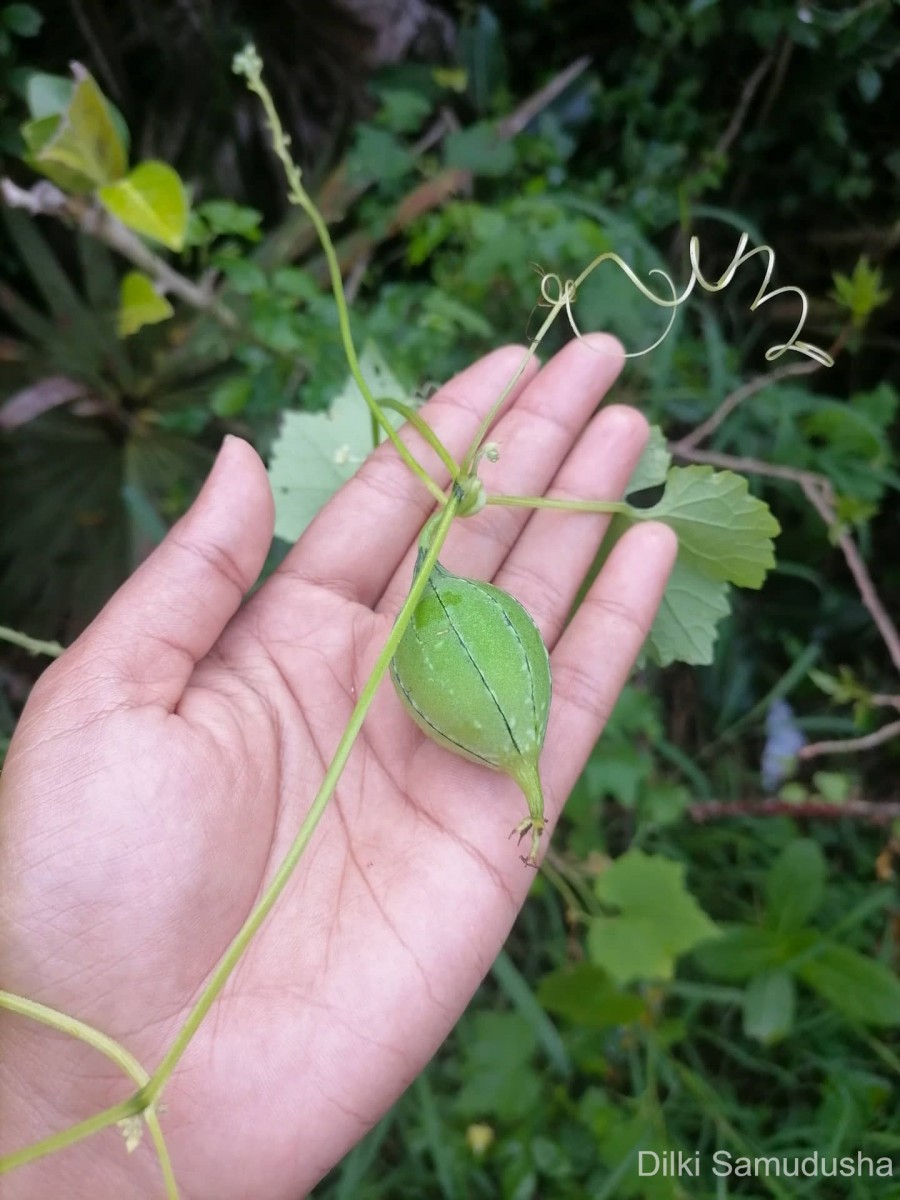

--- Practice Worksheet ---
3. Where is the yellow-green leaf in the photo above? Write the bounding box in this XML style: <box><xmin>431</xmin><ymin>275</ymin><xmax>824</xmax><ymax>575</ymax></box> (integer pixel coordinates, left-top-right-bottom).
<box><xmin>34</xmin><ymin>69</ymin><xmax>127</xmax><ymax>187</ymax></box>
<box><xmin>117</xmin><ymin>271</ymin><xmax>173</xmax><ymax>337</ymax></box>
<box><xmin>99</xmin><ymin>162</ymin><xmax>189</xmax><ymax>251</ymax></box>
<box><xmin>21</xmin><ymin>113</ymin><xmax>96</xmax><ymax>193</ymax></box>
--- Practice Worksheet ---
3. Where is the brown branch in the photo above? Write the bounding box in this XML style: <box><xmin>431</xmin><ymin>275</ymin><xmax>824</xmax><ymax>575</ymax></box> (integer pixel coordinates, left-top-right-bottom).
<box><xmin>674</xmin><ymin>317</ymin><xmax>851</xmax><ymax>457</ymax></box>
<box><xmin>689</xmin><ymin>797</ymin><xmax>900</xmax><ymax>825</ymax></box>
<box><xmin>799</xmin><ymin>720</ymin><xmax>900</xmax><ymax>761</ymax></box>
<box><xmin>714</xmin><ymin>45</ymin><xmax>779</xmax><ymax>158</ymax></box>
<box><xmin>497</xmin><ymin>55</ymin><xmax>592</xmax><ymax>140</ymax></box>
<box><xmin>730</xmin><ymin>36</ymin><xmax>794</xmax><ymax>207</ymax></box>
<box><xmin>754</xmin><ymin>35</ymin><xmax>794</xmax><ymax>131</ymax></box>
<box><xmin>671</xmin><ymin>444</ymin><xmax>829</xmax><ymax>491</ymax></box>
<box><xmin>674</xmin><ymin>359</ymin><xmax>819</xmax><ymax>453</ymax></box>
<box><xmin>800</xmin><ymin>479</ymin><xmax>900</xmax><ymax>678</ymax></box>
<box><xmin>0</xmin><ymin>178</ymin><xmax>240</xmax><ymax>330</ymax></box>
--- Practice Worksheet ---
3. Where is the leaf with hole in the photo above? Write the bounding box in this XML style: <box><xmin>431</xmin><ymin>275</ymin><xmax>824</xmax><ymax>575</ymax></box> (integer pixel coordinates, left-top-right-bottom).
<box><xmin>635</xmin><ymin>465</ymin><xmax>780</xmax><ymax>589</ymax></box>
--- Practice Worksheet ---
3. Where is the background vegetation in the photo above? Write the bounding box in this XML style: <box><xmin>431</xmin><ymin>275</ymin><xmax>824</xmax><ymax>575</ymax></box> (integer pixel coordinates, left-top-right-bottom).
<box><xmin>1</xmin><ymin>1</ymin><xmax>898</xmax><ymax>1196</ymax></box>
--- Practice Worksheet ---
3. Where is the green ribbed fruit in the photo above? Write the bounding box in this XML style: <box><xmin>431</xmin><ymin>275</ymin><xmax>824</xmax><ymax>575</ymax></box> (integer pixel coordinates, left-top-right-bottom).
<box><xmin>391</xmin><ymin>556</ymin><xmax>552</xmax><ymax>866</ymax></box>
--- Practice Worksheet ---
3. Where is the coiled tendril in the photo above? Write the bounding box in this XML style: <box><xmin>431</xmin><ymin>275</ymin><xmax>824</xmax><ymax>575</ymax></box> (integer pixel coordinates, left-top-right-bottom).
<box><xmin>538</xmin><ymin>232</ymin><xmax>833</xmax><ymax>367</ymax></box>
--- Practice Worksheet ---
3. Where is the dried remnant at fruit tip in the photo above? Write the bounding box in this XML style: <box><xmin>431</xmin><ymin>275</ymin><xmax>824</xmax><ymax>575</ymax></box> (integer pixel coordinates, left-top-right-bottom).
<box><xmin>391</xmin><ymin>548</ymin><xmax>552</xmax><ymax>867</ymax></box>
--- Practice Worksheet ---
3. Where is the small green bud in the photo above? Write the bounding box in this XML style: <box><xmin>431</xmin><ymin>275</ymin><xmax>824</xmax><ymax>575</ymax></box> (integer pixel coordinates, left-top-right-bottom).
<box><xmin>456</xmin><ymin>475</ymin><xmax>487</xmax><ymax>517</ymax></box>
<box><xmin>391</xmin><ymin>552</ymin><xmax>551</xmax><ymax>865</ymax></box>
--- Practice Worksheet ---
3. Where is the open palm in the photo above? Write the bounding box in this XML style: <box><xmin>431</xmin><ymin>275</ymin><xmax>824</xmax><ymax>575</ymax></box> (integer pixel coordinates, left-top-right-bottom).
<box><xmin>0</xmin><ymin>339</ymin><xmax>676</xmax><ymax>1200</ymax></box>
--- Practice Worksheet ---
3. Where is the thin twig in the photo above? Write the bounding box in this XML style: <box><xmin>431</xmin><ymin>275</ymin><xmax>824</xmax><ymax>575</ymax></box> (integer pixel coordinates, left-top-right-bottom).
<box><xmin>714</xmin><ymin>45</ymin><xmax>779</xmax><ymax>158</ymax></box>
<box><xmin>754</xmin><ymin>35</ymin><xmax>794</xmax><ymax>132</ymax></box>
<box><xmin>497</xmin><ymin>56</ymin><xmax>592</xmax><ymax>139</ymax></box>
<box><xmin>0</xmin><ymin>179</ymin><xmax>239</xmax><ymax>330</ymax></box>
<box><xmin>800</xmin><ymin>479</ymin><xmax>900</xmax><ymax>677</ymax></box>
<box><xmin>799</xmin><ymin>720</ymin><xmax>900</xmax><ymax>761</ymax></box>
<box><xmin>672</xmin><ymin>444</ymin><xmax>829</xmax><ymax>490</ymax></box>
<box><xmin>674</xmin><ymin>321</ymin><xmax>851</xmax><ymax>456</ymax></box>
<box><xmin>674</xmin><ymin>359</ymin><xmax>819</xmax><ymax>452</ymax></box>
<box><xmin>689</xmin><ymin>797</ymin><xmax>900</xmax><ymax>825</ymax></box>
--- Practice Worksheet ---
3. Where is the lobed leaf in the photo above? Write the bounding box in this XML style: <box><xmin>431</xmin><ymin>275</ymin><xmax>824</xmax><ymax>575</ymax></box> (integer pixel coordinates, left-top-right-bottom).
<box><xmin>616</xmin><ymin>427</ymin><xmax>780</xmax><ymax>665</ymax></box>
<box><xmin>636</xmin><ymin>465</ymin><xmax>780</xmax><ymax>589</ymax></box>
<box><xmin>644</xmin><ymin>554</ymin><xmax>730</xmax><ymax>667</ymax></box>
<box><xmin>268</xmin><ymin>342</ymin><xmax>405</xmax><ymax>543</ymax></box>
<box><xmin>588</xmin><ymin>850</ymin><xmax>720</xmax><ymax>985</ymax></box>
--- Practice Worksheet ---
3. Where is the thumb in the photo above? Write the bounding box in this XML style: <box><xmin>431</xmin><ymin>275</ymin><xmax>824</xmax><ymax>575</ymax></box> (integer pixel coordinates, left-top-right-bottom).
<box><xmin>55</xmin><ymin>435</ymin><xmax>274</xmax><ymax>710</ymax></box>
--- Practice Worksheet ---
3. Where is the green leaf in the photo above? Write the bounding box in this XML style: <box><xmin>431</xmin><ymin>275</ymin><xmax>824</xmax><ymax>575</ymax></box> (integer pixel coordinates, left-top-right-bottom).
<box><xmin>694</xmin><ymin>925</ymin><xmax>793</xmax><ymax>981</ymax></box>
<box><xmin>195</xmin><ymin>199</ymin><xmax>262</xmax><ymax>242</ymax></box>
<box><xmin>536</xmin><ymin>963</ymin><xmax>646</xmax><ymax>1028</ymax></box>
<box><xmin>587</xmin><ymin>917</ymin><xmax>673</xmax><ymax>984</ymax></box>
<box><xmin>856</xmin><ymin>65</ymin><xmax>882</xmax><ymax>104</ymax></box>
<box><xmin>375</xmin><ymin>87</ymin><xmax>432</xmax><ymax>133</ymax></box>
<box><xmin>3</xmin><ymin>3</ymin><xmax>42</xmax><ymax>36</ymax></box>
<box><xmin>812</xmin><ymin>770</ymin><xmax>853</xmax><ymax>805</ymax></box>
<box><xmin>99</xmin><ymin>161</ymin><xmax>189</xmax><ymax>251</ymax></box>
<box><xmin>587</xmin><ymin>850</ymin><xmax>720</xmax><ymax>985</ymax></box>
<box><xmin>432</xmin><ymin>66</ymin><xmax>468</xmax><ymax>92</ymax></box>
<box><xmin>219</xmin><ymin>258</ymin><xmax>267</xmax><ymax>296</ymax></box>
<box><xmin>742</xmin><ymin>969</ymin><xmax>795</xmax><ymax>1044</ymax></box>
<box><xmin>445</xmin><ymin>122</ymin><xmax>516</xmax><ymax>177</ymax></box>
<box><xmin>25</xmin><ymin>71</ymin><xmax>73</xmax><ymax>118</ymax></box>
<box><xmin>615</xmin><ymin>453</ymin><xmax>780</xmax><ymax>666</ymax></box>
<box><xmin>24</xmin><ymin>71</ymin><xmax>130</xmax><ymax>161</ymax></box>
<box><xmin>644</xmin><ymin>553</ymin><xmax>730</xmax><ymax>667</ymax></box>
<box><xmin>210</xmin><ymin>376</ymin><xmax>252</xmax><ymax>419</ymax></box>
<box><xmin>797</xmin><ymin>942</ymin><xmax>900</xmax><ymax>1026</ymax></box>
<box><xmin>637</xmin><ymin>466</ymin><xmax>780</xmax><ymax>588</ymax></box>
<box><xmin>764</xmin><ymin>838</ymin><xmax>827</xmax><ymax>931</ymax></box>
<box><xmin>348</xmin><ymin>126</ymin><xmax>413</xmax><ymax>183</ymax></box>
<box><xmin>32</xmin><ymin>69</ymin><xmax>127</xmax><ymax>188</ymax></box>
<box><xmin>830</xmin><ymin>256</ymin><xmax>891</xmax><ymax>329</ymax></box>
<box><xmin>454</xmin><ymin>1013</ymin><xmax>540</xmax><ymax>1122</ymax></box>
<box><xmin>625</xmin><ymin>423</ymin><xmax>670</xmax><ymax>495</ymax></box>
<box><xmin>592</xmin><ymin>742</ymin><xmax>652</xmax><ymax>808</ymax></box>
<box><xmin>21</xmin><ymin>113</ymin><xmax>96</xmax><ymax>193</ymax></box>
<box><xmin>271</xmin><ymin>267</ymin><xmax>320</xmax><ymax>301</ymax></box>
<box><xmin>268</xmin><ymin>342</ymin><xmax>406</xmax><ymax>543</ymax></box>
<box><xmin>117</xmin><ymin>271</ymin><xmax>174</xmax><ymax>337</ymax></box>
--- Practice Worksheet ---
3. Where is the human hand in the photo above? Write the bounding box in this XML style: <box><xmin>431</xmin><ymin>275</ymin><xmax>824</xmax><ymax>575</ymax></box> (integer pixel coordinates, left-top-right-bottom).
<box><xmin>0</xmin><ymin>338</ymin><xmax>676</xmax><ymax>1199</ymax></box>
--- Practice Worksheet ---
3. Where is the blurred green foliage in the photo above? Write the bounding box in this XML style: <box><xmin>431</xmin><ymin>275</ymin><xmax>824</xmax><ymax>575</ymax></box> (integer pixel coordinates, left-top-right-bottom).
<box><xmin>1</xmin><ymin>1</ymin><xmax>898</xmax><ymax>1195</ymax></box>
